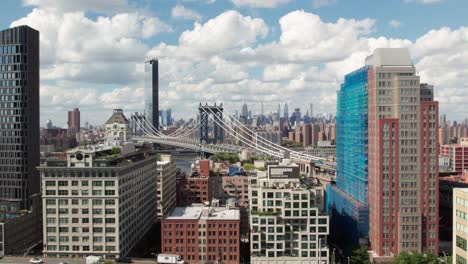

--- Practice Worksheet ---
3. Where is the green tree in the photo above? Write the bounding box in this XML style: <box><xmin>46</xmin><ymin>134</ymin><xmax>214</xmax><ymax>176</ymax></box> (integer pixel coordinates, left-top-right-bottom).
<box><xmin>350</xmin><ymin>246</ymin><xmax>371</xmax><ymax>264</ymax></box>
<box><xmin>243</xmin><ymin>163</ymin><xmax>256</xmax><ymax>171</ymax></box>
<box><xmin>393</xmin><ymin>251</ymin><xmax>439</xmax><ymax>264</ymax></box>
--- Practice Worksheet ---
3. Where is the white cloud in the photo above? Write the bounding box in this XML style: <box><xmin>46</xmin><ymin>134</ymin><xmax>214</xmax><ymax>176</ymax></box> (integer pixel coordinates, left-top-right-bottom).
<box><xmin>22</xmin><ymin>0</ymin><xmax>131</xmax><ymax>13</ymax></box>
<box><xmin>312</xmin><ymin>0</ymin><xmax>336</xmax><ymax>8</ymax></box>
<box><xmin>389</xmin><ymin>19</ymin><xmax>402</xmax><ymax>28</ymax></box>
<box><xmin>230</xmin><ymin>0</ymin><xmax>292</xmax><ymax>8</ymax></box>
<box><xmin>404</xmin><ymin>0</ymin><xmax>444</xmax><ymax>3</ymax></box>
<box><xmin>172</xmin><ymin>4</ymin><xmax>203</xmax><ymax>21</ymax></box>
<box><xmin>263</xmin><ymin>64</ymin><xmax>302</xmax><ymax>81</ymax></box>
<box><xmin>178</xmin><ymin>10</ymin><xmax>268</xmax><ymax>55</ymax></box>
<box><xmin>11</xmin><ymin>8</ymin><xmax>170</xmax><ymax>84</ymax></box>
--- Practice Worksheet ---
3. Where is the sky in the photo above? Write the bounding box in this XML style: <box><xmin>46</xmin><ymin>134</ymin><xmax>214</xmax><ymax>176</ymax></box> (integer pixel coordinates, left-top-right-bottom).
<box><xmin>2</xmin><ymin>0</ymin><xmax>468</xmax><ymax>127</ymax></box>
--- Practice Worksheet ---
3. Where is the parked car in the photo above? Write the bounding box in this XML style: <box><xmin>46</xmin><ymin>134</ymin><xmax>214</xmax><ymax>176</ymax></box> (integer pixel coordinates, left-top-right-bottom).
<box><xmin>30</xmin><ymin>258</ymin><xmax>44</xmax><ymax>264</ymax></box>
<box><xmin>116</xmin><ymin>257</ymin><xmax>132</xmax><ymax>263</ymax></box>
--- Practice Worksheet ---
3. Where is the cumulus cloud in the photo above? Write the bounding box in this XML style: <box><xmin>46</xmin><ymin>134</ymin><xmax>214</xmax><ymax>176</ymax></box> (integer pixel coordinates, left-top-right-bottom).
<box><xmin>230</xmin><ymin>0</ymin><xmax>292</xmax><ymax>8</ymax></box>
<box><xmin>172</xmin><ymin>4</ymin><xmax>203</xmax><ymax>21</ymax></box>
<box><xmin>389</xmin><ymin>19</ymin><xmax>402</xmax><ymax>28</ymax></box>
<box><xmin>22</xmin><ymin>0</ymin><xmax>131</xmax><ymax>13</ymax></box>
<box><xmin>312</xmin><ymin>0</ymin><xmax>336</xmax><ymax>8</ymax></box>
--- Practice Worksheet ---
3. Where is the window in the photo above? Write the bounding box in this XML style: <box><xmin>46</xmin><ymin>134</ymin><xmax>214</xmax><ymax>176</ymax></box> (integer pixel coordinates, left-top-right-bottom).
<box><xmin>105</xmin><ymin>218</ymin><xmax>115</xmax><ymax>224</ymax></box>
<box><xmin>46</xmin><ymin>181</ymin><xmax>56</xmax><ymax>186</ymax></box>
<box><xmin>93</xmin><ymin>181</ymin><xmax>102</xmax><ymax>186</ymax></box>
<box><xmin>105</xmin><ymin>190</ymin><xmax>115</xmax><ymax>196</ymax></box>
<box><xmin>58</xmin><ymin>181</ymin><xmax>68</xmax><ymax>186</ymax></box>
<box><xmin>105</xmin><ymin>181</ymin><xmax>115</xmax><ymax>186</ymax></box>
<box><xmin>457</xmin><ymin>236</ymin><xmax>467</xmax><ymax>251</ymax></box>
<box><xmin>72</xmin><ymin>181</ymin><xmax>79</xmax><ymax>186</ymax></box>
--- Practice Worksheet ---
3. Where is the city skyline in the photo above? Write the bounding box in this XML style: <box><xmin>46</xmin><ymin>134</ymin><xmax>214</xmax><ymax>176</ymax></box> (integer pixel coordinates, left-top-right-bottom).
<box><xmin>0</xmin><ymin>0</ymin><xmax>467</xmax><ymax>125</ymax></box>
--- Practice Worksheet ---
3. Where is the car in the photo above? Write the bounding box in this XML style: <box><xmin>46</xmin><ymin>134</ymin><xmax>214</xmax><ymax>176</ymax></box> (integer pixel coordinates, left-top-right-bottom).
<box><xmin>115</xmin><ymin>257</ymin><xmax>132</xmax><ymax>263</ymax></box>
<box><xmin>30</xmin><ymin>257</ymin><xmax>44</xmax><ymax>264</ymax></box>
<box><xmin>58</xmin><ymin>262</ymin><xmax>68</xmax><ymax>264</ymax></box>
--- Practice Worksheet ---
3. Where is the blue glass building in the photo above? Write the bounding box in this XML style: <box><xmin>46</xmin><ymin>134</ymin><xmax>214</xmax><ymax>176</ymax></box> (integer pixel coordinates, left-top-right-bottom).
<box><xmin>326</xmin><ymin>66</ymin><xmax>369</xmax><ymax>249</ymax></box>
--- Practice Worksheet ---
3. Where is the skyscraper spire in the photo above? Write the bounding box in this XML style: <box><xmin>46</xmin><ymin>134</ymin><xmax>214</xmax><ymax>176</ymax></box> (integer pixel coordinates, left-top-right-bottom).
<box><xmin>261</xmin><ymin>101</ymin><xmax>264</xmax><ymax>116</ymax></box>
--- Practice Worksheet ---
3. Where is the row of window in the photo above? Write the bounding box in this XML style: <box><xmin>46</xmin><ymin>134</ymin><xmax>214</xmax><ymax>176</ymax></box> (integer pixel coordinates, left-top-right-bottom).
<box><xmin>46</xmin><ymin>227</ymin><xmax>116</xmax><ymax>233</ymax></box>
<box><xmin>46</xmin><ymin>208</ymin><xmax>115</xmax><ymax>215</ymax></box>
<box><xmin>45</xmin><ymin>198</ymin><xmax>116</xmax><ymax>205</ymax></box>
<box><xmin>46</xmin><ymin>245</ymin><xmax>116</xmax><ymax>252</ymax></box>
<box><xmin>45</xmin><ymin>180</ymin><xmax>115</xmax><ymax>187</ymax></box>
<box><xmin>45</xmin><ymin>190</ymin><xmax>116</xmax><ymax>196</ymax></box>
<box><xmin>46</xmin><ymin>217</ymin><xmax>116</xmax><ymax>224</ymax></box>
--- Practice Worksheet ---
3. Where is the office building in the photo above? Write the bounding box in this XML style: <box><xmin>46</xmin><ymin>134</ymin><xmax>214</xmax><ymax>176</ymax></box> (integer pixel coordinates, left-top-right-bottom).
<box><xmin>161</xmin><ymin>204</ymin><xmax>240</xmax><ymax>264</ymax></box>
<box><xmin>39</xmin><ymin>143</ymin><xmax>158</xmax><ymax>257</ymax></box>
<box><xmin>67</xmin><ymin>108</ymin><xmax>80</xmax><ymax>135</ymax></box>
<box><xmin>453</xmin><ymin>188</ymin><xmax>468</xmax><ymax>264</ymax></box>
<box><xmin>440</xmin><ymin>138</ymin><xmax>468</xmax><ymax>175</ymax></box>
<box><xmin>249</xmin><ymin>159</ymin><xmax>329</xmax><ymax>264</ymax></box>
<box><xmin>0</xmin><ymin>25</ymin><xmax>41</xmax><ymax>254</ymax></box>
<box><xmin>145</xmin><ymin>59</ymin><xmax>159</xmax><ymax>129</ymax></box>
<box><xmin>326</xmin><ymin>66</ymin><xmax>369</xmax><ymax>249</ymax></box>
<box><xmin>366</xmin><ymin>48</ymin><xmax>439</xmax><ymax>258</ymax></box>
<box><xmin>157</xmin><ymin>155</ymin><xmax>177</xmax><ymax>221</ymax></box>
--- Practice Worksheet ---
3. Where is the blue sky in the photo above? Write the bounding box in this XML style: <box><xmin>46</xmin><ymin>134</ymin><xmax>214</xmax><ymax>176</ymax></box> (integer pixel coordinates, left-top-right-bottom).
<box><xmin>2</xmin><ymin>0</ymin><xmax>467</xmax><ymax>126</ymax></box>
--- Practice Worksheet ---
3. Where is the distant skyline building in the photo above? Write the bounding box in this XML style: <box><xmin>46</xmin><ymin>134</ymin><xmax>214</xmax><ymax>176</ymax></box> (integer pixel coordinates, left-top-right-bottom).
<box><xmin>145</xmin><ymin>59</ymin><xmax>159</xmax><ymax>130</ymax></box>
<box><xmin>310</xmin><ymin>103</ymin><xmax>313</xmax><ymax>118</ymax></box>
<box><xmin>67</xmin><ymin>108</ymin><xmax>80</xmax><ymax>134</ymax></box>
<box><xmin>284</xmin><ymin>102</ymin><xmax>289</xmax><ymax>120</ymax></box>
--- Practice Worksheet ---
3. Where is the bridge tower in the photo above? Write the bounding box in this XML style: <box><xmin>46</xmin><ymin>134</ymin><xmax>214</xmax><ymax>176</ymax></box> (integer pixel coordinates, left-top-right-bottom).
<box><xmin>199</xmin><ymin>103</ymin><xmax>224</xmax><ymax>144</ymax></box>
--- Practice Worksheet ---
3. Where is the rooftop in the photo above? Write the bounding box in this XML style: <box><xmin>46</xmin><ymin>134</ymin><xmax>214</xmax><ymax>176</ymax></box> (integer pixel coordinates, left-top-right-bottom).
<box><xmin>166</xmin><ymin>206</ymin><xmax>240</xmax><ymax>221</ymax></box>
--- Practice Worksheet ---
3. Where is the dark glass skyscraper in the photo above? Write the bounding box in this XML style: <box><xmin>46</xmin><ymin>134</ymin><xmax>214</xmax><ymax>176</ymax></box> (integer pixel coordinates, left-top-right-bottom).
<box><xmin>145</xmin><ymin>59</ymin><xmax>159</xmax><ymax>130</ymax></box>
<box><xmin>0</xmin><ymin>26</ymin><xmax>40</xmax><ymax>214</ymax></box>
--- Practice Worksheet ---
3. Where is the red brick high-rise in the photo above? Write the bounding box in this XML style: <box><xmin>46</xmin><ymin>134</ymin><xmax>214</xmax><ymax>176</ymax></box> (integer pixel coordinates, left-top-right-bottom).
<box><xmin>67</xmin><ymin>108</ymin><xmax>80</xmax><ymax>134</ymax></box>
<box><xmin>367</xmin><ymin>49</ymin><xmax>439</xmax><ymax>258</ymax></box>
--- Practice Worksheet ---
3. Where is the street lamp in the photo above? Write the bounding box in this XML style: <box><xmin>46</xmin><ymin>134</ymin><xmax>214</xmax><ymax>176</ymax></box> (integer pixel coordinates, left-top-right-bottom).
<box><xmin>318</xmin><ymin>238</ymin><xmax>322</xmax><ymax>264</ymax></box>
<box><xmin>332</xmin><ymin>248</ymin><xmax>336</xmax><ymax>264</ymax></box>
<box><xmin>347</xmin><ymin>256</ymin><xmax>350</xmax><ymax>264</ymax></box>
<box><xmin>150</xmin><ymin>253</ymin><xmax>157</xmax><ymax>263</ymax></box>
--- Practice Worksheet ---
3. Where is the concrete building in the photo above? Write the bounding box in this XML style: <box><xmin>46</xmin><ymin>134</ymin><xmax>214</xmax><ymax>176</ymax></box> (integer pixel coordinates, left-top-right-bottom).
<box><xmin>157</xmin><ymin>155</ymin><xmax>177</xmax><ymax>221</ymax></box>
<box><xmin>0</xmin><ymin>25</ymin><xmax>41</xmax><ymax>254</ymax></box>
<box><xmin>38</xmin><ymin>143</ymin><xmax>158</xmax><ymax>257</ymax></box>
<box><xmin>105</xmin><ymin>109</ymin><xmax>131</xmax><ymax>146</ymax></box>
<box><xmin>249</xmin><ymin>159</ymin><xmax>329</xmax><ymax>263</ymax></box>
<box><xmin>222</xmin><ymin>174</ymin><xmax>249</xmax><ymax>235</ymax></box>
<box><xmin>161</xmin><ymin>204</ymin><xmax>240</xmax><ymax>264</ymax></box>
<box><xmin>441</xmin><ymin>139</ymin><xmax>468</xmax><ymax>175</ymax></box>
<box><xmin>306</xmin><ymin>145</ymin><xmax>336</xmax><ymax>159</ymax></box>
<box><xmin>453</xmin><ymin>188</ymin><xmax>468</xmax><ymax>264</ymax></box>
<box><xmin>366</xmin><ymin>48</ymin><xmax>439</xmax><ymax>258</ymax></box>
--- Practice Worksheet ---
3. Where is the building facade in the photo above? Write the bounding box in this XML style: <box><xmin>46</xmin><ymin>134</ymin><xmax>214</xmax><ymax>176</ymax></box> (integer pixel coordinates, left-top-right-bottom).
<box><xmin>161</xmin><ymin>205</ymin><xmax>240</xmax><ymax>264</ymax></box>
<box><xmin>157</xmin><ymin>155</ymin><xmax>177</xmax><ymax>221</ymax></box>
<box><xmin>441</xmin><ymin>139</ymin><xmax>468</xmax><ymax>175</ymax></box>
<box><xmin>453</xmin><ymin>188</ymin><xmax>468</xmax><ymax>264</ymax></box>
<box><xmin>39</xmin><ymin>144</ymin><xmax>157</xmax><ymax>257</ymax></box>
<box><xmin>366</xmin><ymin>48</ymin><xmax>439</xmax><ymax>257</ymax></box>
<box><xmin>249</xmin><ymin>160</ymin><xmax>329</xmax><ymax>264</ymax></box>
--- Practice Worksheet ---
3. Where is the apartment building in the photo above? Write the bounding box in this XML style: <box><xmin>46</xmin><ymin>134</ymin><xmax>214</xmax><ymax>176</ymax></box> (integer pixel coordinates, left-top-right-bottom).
<box><xmin>39</xmin><ymin>143</ymin><xmax>157</xmax><ymax>258</ymax></box>
<box><xmin>441</xmin><ymin>138</ymin><xmax>468</xmax><ymax>175</ymax></box>
<box><xmin>454</xmin><ymin>188</ymin><xmax>468</xmax><ymax>264</ymax></box>
<box><xmin>249</xmin><ymin>159</ymin><xmax>329</xmax><ymax>264</ymax></box>
<box><xmin>161</xmin><ymin>204</ymin><xmax>240</xmax><ymax>264</ymax></box>
<box><xmin>157</xmin><ymin>155</ymin><xmax>177</xmax><ymax>221</ymax></box>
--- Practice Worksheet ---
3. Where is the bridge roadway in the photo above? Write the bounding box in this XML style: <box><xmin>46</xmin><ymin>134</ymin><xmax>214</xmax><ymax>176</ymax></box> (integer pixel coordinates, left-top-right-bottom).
<box><xmin>132</xmin><ymin>137</ymin><xmax>337</xmax><ymax>169</ymax></box>
<box><xmin>132</xmin><ymin>137</ymin><xmax>243</xmax><ymax>155</ymax></box>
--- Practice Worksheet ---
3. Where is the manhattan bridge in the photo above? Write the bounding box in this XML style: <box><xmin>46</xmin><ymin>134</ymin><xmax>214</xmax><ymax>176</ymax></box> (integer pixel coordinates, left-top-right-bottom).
<box><xmin>131</xmin><ymin>103</ymin><xmax>335</xmax><ymax>172</ymax></box>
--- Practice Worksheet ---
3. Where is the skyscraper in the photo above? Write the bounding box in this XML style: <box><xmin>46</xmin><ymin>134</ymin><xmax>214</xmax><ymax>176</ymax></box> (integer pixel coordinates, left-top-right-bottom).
<box><xmin>326</xmin><ymin>66</ymin><xmax>369</xmax><ymax>248</ymax></box>
<box><xmin>0</xmin><ymin>26</ymin><xmax>40</xmax><ymax>212</ymax></box>
<box><xmin>0</xmin><ymin>25</ymin><xmax>41</xmax><ymax>255</ymax></box>
<box><xmin>284</xmin><ymin>102</ymin><xmax>289</xmax><ymax>120</ymax></box>
<box><xmin>67</xmin><ymin>107</ymin><xmax>80</xmax><ymax>134</ymax></box>
<box><xmin>366</xmin><ymin>48</ymin><xmax>439</xmax><ymax>257</ymax></box>
<box><xmin>310</xmin><ymin>103</ymin><xmax>313</xmax><ymax>118</ymax></box>
<box><xmin>145</xmin><ymin>59</ymin><xmax>159</xmax><ymax>130</ymax></box>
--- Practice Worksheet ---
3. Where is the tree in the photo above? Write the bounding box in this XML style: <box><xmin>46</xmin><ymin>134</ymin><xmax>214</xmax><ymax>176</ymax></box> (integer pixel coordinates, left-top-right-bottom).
<box><xmin>393</xmin><ymin>251</ymin><xmax>439</xmax><ymax>264</ymax></box>
<box><xmin>350</xmin><ymin>246</ymin><xmax>371</xmax><ymax>264</ymax></box>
